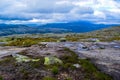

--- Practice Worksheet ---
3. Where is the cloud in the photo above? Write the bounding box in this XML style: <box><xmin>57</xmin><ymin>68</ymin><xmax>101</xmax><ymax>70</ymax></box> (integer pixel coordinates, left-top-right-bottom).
<box><xmin>93</xmin><ymin>11</ymin><xmax>106</xmax><ymax>19</ymax></box>
<box><xmin>0</xmin><ymin>0</ymin><xmax>120</xmax><ymax>24</ymax></box>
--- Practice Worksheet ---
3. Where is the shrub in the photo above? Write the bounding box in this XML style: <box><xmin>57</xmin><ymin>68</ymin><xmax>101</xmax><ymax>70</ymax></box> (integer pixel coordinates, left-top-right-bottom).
<box><xmin>79</xmin><ymin>59</ymin><xmax>97</xmax><ymax>73</ymax></box>
<box><xmin>6</xmin><ymin>38</ymin><xmax>38</xmax><ymax>47</ymax></box>
<box><xmin>79</xmin><ymin>59</ymin><xmax>113</xmax><ymax>80</ymax></box>
<box><xmin>0</xmin><ymin>76</ymin><xmax>3</xmax><ymax>80</ymax></box>
<box><xmin>0</xmin><ymin>56</ymin><xmax>15</xmax><ymax>65</ymax></box>
<box><xmin>63</xmin><ymin>48</ymin><xmax>78</xmax><ymax>59</ymax></box>
<box><xmin>52</xmin><ymin>66</ymin><xmax>59</xmax><ymax>75</ymax></box>
<box><xmin>63</xmin><ymin>63</ymin><xmax>72</xmax><ymax>69</ymax></box>
<box><xmin>30</xmin><ymin>61</ymin><xmax>40</xmax><ymax>68</ymax></box>
<box><xmin>94</xmin><ymin>72</ymin><xmax>113</xmax><ymax>80</ymax></box>
<box><xmin>42</xmin><ymin>76</ymin><xmax>56</xmax><ymax>80</ymax></box>
<box><xmin>65</xmin><ymin>77</ymin><xmax>72</xmax><ymax>80</ymax></box>
<box><xmin>60</xmin><ymin>48</ymin><xmax>79</xmax><ymax>64</ymax></box>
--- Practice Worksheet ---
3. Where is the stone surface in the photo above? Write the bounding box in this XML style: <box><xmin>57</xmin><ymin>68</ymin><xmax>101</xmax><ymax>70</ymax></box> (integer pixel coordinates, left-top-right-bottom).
<box><xmin>0</xmin><ymin>42</ymin><xmax>120</xmax><ymax>80</ymax></box>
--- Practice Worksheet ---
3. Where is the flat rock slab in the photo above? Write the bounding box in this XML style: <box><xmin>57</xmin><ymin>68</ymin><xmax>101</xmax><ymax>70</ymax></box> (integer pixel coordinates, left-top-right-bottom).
<box><xmin>41</xmin><ymin>42</ymin><xmax>120</xmax><ymax>80</ymax></box>
<box><xmin>0</xmin><ymin>42</ymin><xmax>120</xmax><ymax>80</ymax></box>
<box><xmin>0</xmin><ymin>47</ymin><xmax>26</xmax><ymax>58</ymax></box>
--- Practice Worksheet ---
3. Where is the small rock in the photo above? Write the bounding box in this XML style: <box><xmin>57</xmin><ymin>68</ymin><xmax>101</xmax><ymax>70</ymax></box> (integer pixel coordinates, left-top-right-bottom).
<box><xmin>113</xmin><ymin>46</ymin><xmax>120</xmax><ymax>49</ymax></box>
<box><xmin>73</xmin><ymin>64</ymin><xmax>81</xmax><ymax>68</ymax></box>
<box><xmin>44</xmin><ymin>56</ymin><xmax>63</xmax><ymax>65</ymax></box>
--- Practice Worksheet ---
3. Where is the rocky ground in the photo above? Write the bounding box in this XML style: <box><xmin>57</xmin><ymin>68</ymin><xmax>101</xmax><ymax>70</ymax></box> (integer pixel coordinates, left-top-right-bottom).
<box><xmin>60</xmin><ymin>42</ymin><xmax>120</xmax><ymax>80</ymax></box>
<box><xmin>0</xmin><ymin>42</ymin><xmax>120</xmax><ymax>80</ymax></box>
<box><xmin>30</xmin><ymin>42</ymin><xmax>120</xmax><ymax>80</ymax></box>
<box><xmin>0</xmin><ymin>46</ymin><xmax>26</xmax><ymax>58</ymax></box>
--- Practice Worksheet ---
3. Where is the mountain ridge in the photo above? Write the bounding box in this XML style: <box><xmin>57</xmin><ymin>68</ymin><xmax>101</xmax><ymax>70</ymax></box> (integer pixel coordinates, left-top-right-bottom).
<box><xmin>0</xmin><ymin>21</ymin><xmax>119</xmax><ymax>36</ymax></box>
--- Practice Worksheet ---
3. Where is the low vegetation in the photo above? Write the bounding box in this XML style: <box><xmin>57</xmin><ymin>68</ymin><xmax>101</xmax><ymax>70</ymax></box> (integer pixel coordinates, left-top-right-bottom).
<box><xmin>42</xmin><ymin>76</ymin><xmax>56</xmax><ymax>80</ymax></box>
<box><xmin>52</xmin><ymin>66</ymin><xmax>59</xmax><ymax>75</ymax></box>
<box><xmin>0</xmin><ymin>26</ymin><xmax>119</xmax><ymax>47</ymax></box>
<box><xmin>0</xmin><ymin>76</ymin><xmax>3</xmax><ymax>80</ymax></box>
<box><xmin>0</xmin><ymin>47</ymin><xmax>113</xmax><ymax>80</ymax></box>
<box><xmin>5</xmin><ymin>37</ymin><xmax>57</xmax><ymax>47</ymax></box>
<box><xmin>79</xmin><ymin>59</ymin><xmax>112</xmax><ymax>80</ymax></box>
<box><xmin>0</xmin><ymin>26</ymin><xmax>118</xmax><ymax>79</ymax></box>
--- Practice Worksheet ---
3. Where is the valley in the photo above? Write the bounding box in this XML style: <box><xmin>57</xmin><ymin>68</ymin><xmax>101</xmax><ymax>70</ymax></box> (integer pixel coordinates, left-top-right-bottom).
<box><xmin>0</xmin><ymin>21</ymin><xmax>117</xmax><ymax>36</ymax></box>
<box><xmin>0</xmin><ymin>26</ymin><xmax>120</xmax><ymax>80</ymax></box>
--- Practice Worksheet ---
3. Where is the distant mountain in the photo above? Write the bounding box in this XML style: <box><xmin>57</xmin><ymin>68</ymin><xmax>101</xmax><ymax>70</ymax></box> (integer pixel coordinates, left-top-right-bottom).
<box><xmin>0</xmin><ymin>21</ymin><xmax>119</xmax><ymax>36</ymax></box>
<box><xmin>0</xmin><ymin>24</ymin><xmax>69</xmax><ymax>36</ymax></box>
<box><xmin>38</xmin><ymin>21</ymin><xmax>117</xmax><ymax>32</ymax></box>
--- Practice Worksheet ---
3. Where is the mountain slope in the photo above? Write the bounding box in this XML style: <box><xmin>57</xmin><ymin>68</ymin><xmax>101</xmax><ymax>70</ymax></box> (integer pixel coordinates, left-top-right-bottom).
<box><xmin>69</xmin><ymin>26</ymin><xmax>120</xmax><ymax>42</ymax></box>
<box><xmin>0</xmin><ymin>21</ymin><xmax>118</xmax><ymax>36</ymax></box>
<box><xmin>38</xmin><ymin>21</ymin><xmax>115</xmax><ymax>32</ymax></box>
<box><xmin>87</xmin><ymin>26</ymin><xmax>120</xmax><ymax>41</ymax></box>
<box><xmin>0</xmin><ymin>24</ymin><xmax>69</xmax><ymax>36</ymax></box>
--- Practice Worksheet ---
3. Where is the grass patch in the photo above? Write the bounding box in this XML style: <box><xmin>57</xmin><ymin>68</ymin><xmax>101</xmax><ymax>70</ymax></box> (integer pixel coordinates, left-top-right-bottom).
<box><xmin>60</xmin><ymin>48</ymin><xmax>113</xmax><ymax>80</ymax></box>
<box><xmin>5</xmin><ymin>37</ymin><xmax>57</xmax><ymax>47</ymax></box>
<box><xmin>42</xmin><ymin>76</ymin><xmax>56</xmax><ymax>80</ymax></box>
<box><xmin>0</xmin><ymin>56</ymin><xmax>16</xmax><ymax>65</ymax></box>
<box><xmin>61</xmin><ymin>48</ymin><xmax>78</xmax><ymax>63</ymax></box>
<box><xmin>0</xmin><ymin>76</ymin><xmax>3</xmax><ymax>80</ymax></box>
<box><xmin>79</xmin><ymin>59</ymin><xmax>113</xmax><ymax>80</ymax></box>
<box><xmin>0</xmin><ymin>47</ymin><xmax>113</xmax><ymax>80</ymax></box>
<box><xmin>63</xmin><ymin>48</ymin><xmax>78</xmax><ymax>59</ymax></box>
<box><xmin>51</xmin><ymin>66</ymin><xmax>59</xmax><ymax>75</ymax></box>
<box><xmin>6</xmin><ymin>38</ymin><xmax>38</xmax><ymax>47</ymax></box>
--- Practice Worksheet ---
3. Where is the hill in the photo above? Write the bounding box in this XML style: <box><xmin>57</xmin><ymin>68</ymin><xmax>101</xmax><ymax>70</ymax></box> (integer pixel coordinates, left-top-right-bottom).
<box><xmin>80</xmin><ymin>26</ymin><xmax>120</xmax><ymax>41</ymax></box>
<box><xmin>39</xmin><ymin>21</ymin><xmax>113</xmax><ymax>32</ymax></box>
<box><xmin>0</xmin><ymin>21</ymin><xmax>118</xmax><ymax>36</ymax></box>
<box><xmin>0</xmin><ymin>26</ymin><xmax>119</xmax><ymax>80</ymax></box>
<box><xmin>0</xmin><ymin>24</ymin><xmax>69</xmax><ymax>36</ymax></box>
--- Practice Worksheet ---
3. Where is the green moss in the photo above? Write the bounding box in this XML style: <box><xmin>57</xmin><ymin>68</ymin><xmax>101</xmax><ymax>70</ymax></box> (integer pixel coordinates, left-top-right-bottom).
<box><xmin>0</xmin><ymin>56</ymin><xmax>15</xmax><ymax>65</ymax></box>
<box><xmin>20</xmin><ymin>68</ymin><xmax>30</xmax><ymax>80</ymax></box>
<box><xmin>65</xmin><ymin>77</ymin><xmax>72</xmax><ymax>80</ymax></box>
<box><xmin>29</xmin><ymin>61</ymin><xmax>41</xmax><ymax>68</ymax></box>
<box><xmin>51</xmin><ymin>66</ymin><xmax>59</xmax><ymax>75</ymax></box>
<box><xmin>28</xmin><ymin>57</ymin><xmax>44</xmax><ymax>68</ymax></box>
<box><xmin>60</xmin><ymin>48</ymin><xmax>78</xmax><ymax>64</ymax></box>
<box><xmin>79</xmin><ymin>59</ymin><xmax>113</xmax><ymax>80</ymax></box>
<box><xmin>42</xmin><ymin>76</ymin><xmax>56</xmax><ymax>80</ymax></box>
<box><xmin>6</xmin><ymin>38</ymin><xmax>38</xmax><ymax>47</ymax></box>
<box><xmin>94</xmin><ymin>72</ymin><xmax>112</xmax><ymax>80</ymax></box>
<box><xmin>60</xmin><ymin>48</ymin><xmax>112</xmax><ymax>80</ymax></box>
<box><xmin>79</xmin><ymin>59</ymin><xmax>97</xmax><ymax>73</ymax></box>
<box><xmin>61</xmin><ymin>55</ymin><xmax>78</xmax><ymax>63</ymax></box>
<box><xmin>63</xmin><ymin>48</ymin><xmax>78</xmax><ymax>59</ymax></box>
<box><xmin>13</xmin><ymin>54</ymin><xmax>40</xmax><ymax>63</ymax></box>
<box><xmin>0</xmin><ymin>76</ymin><xmax>3</xmax><ymax>80</ymax></box>
<box><xmin>44</xmin><ymin>56</ymin><xmax>62</xmax><ymax>65</ymax></box>
<box><xmin>63</xmin><ymin>63</ymin><xmax>73</xmax><ymax>69</ymax></box>
<box><xmin>5</xmin><ymin>37</ymin><xmax>57</xmax><ymax>47</ymax></box>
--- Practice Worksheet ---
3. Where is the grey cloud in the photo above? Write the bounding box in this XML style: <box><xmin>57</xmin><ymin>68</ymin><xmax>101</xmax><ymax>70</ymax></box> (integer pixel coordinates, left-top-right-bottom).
<box><xmin>0</xmin><ymin>0</ymin><xmax>120</xmax><ymax>24</ymax></box>
<box><xmin>72</xmin><ymin>7</ymin><xmax>94</xmax><ymax>14</ymax></box>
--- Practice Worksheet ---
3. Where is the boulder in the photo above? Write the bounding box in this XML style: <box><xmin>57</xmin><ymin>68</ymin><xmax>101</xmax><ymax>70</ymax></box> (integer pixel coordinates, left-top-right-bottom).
<box><xmin>77</xmin><ymin>44</ymin><xmax>89</xmax><ymax>51</ymax></box>
<box><xmin>44</xmin><ymin>56</ymin><xmax>63</xmax><ymax>65</ymax></box>
<box><xmin>73</xmin><ymin>64</ymin><xmax>81</xmax><ymax>68</ymax></box>
<box><xmin>12</xmin><ymin>54</ymin><xmax>40</xmax><ymax>62</ymax></box>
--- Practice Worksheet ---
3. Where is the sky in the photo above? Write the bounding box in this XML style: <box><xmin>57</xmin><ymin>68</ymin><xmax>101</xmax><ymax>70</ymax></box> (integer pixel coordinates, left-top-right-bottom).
<box><xmin>0</xmin><ymin>0</ymin><xmax>120</xmax><ymax>24</ymax></box>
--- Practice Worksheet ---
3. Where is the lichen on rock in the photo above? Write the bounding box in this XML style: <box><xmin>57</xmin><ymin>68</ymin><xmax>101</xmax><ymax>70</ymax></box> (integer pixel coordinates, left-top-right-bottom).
<box><xmin>44</xmin><ymin>56</ymin><xmax>63</xmax><ymax>65</ymax></box>
<box><xmin>12</xmin><ymin>54</ymin><xmax>40</xmax><ymax>62</ymax></box>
